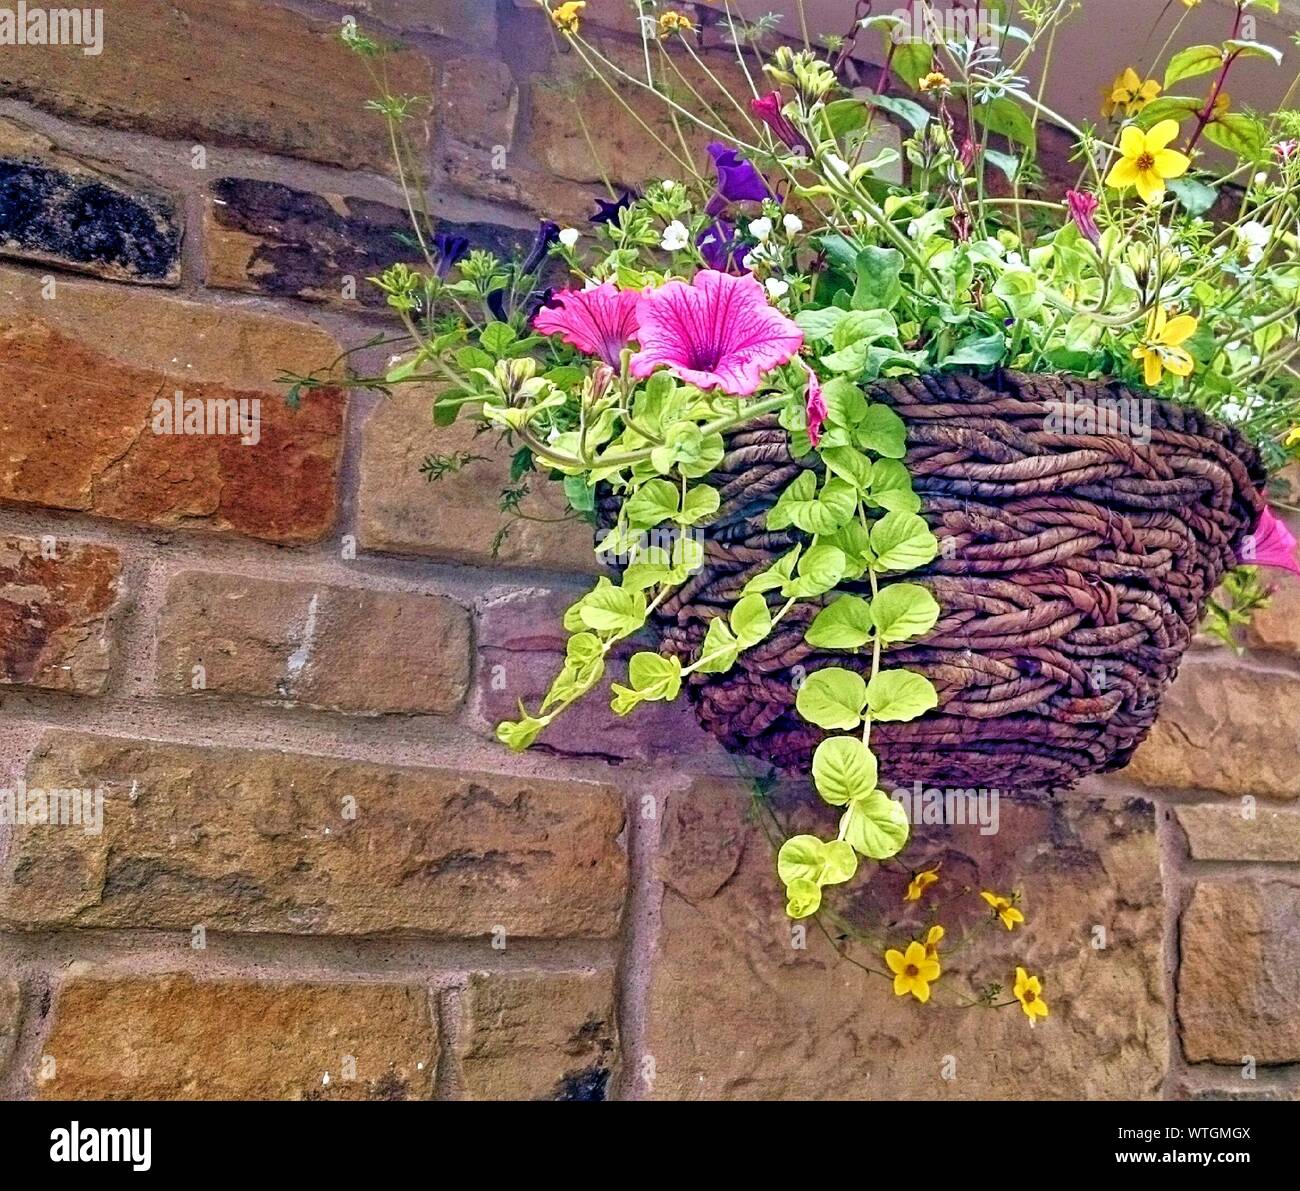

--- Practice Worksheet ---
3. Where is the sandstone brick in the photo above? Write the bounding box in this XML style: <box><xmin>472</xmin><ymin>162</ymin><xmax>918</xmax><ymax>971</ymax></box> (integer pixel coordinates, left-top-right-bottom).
<box><xmin>456</xmin><ymin>970</ymin><xmax>618</xmax><ymax>1100</ymax></box>
<box><xmin>0</xmin><ymin>0</ymin><xmax>430</xmax><ymax>173</ymax></box>
<box><xmin>0</xmin><ymin>116</ymin><xmax>181</xmax><ymax>285</ymax></box>
<box><xmin>357</xmin><ymin>388</ymin><xmax>597</xmax><ymax>570</ymax></box>
<box><xmin>1125</xmin><ymin>663</ymin><xmax>1300</xmax><ymax>801</ymax></box>
<box><xmin>1245</xmin><ymin>569</ymin><xmax>1300</xmax><ymax>655</ymax></box>
<box><xmin>38</xmin><ymin>974</ymin><xmax>436</xmax><ymax>1100</ymax></box>
<box><xmin>156</xmin><ymin>571</ymin><xmax>471</xmax><ymax>715</ymax></box>
<box><xmin>644</xmin><ymin>782</ymin><xmax>1167</xmax><ymax>1099</ymax></box>
<box><xmin>0</xmin><ymin>266</ymin><xmax>344</xmax><ymax>544</ymax></box>
<box><xmin>1</xmin><ymin>536</ymin><xmax>122</xmax><ymax>695</ymax></box>
<box><xmin>1175</xmin><ymin>803</ymin><xmax>1300</xmax><ymax>863</ymax></box>
<box><xmin>0</xmin><ymin>732</ymin><xmax>627</xmax><ymax>939</ymax></box>
<box><xmin>1179</xmin><ymin>880</ymin><xmax>1300</xmax><ymax>1065</ymax></box>
<box><xmin>476</xmin><ymin>586</ymin><xmax>717</xmax><ymax>763</ymax></box>
<box><xmin>0</xmin><ymin>978</ymin><xmax>20</xmax><ymax>1080</ymax></box>
<box><xmin>339</xmin><ymin>0</ymin><xmax>497</xmax><ymax>40</ymax></box>
<box><xmin>205</xmin><ymin>177</ymin><xmax>538</xmax><ymax>310</ymax></box>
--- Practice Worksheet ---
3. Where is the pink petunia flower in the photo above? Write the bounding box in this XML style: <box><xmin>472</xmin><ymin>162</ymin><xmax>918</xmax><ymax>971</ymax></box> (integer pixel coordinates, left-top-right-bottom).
<box><xmin>1239</xmin><ymin>506</ymin><xmax>1300</xmax><ymax>577</ymax></box>
<box><xmin>1065</xmin><ymin>189</ymin><xmax>1102</xmax><ymax>247</ymax></box>
<box><xmin>629</xmin><ymin>270</ymin><xmax>804</xmax><ymax>396</ymax></box>
<box><xmin>533</xmin><ymin>282</ymin><xmax>641</xmax><ymax>368</ymax></box>
<box><xmin>803</xmin><ymin>362</ymin><xmax>827</xmax><ymax>448</ymax></box>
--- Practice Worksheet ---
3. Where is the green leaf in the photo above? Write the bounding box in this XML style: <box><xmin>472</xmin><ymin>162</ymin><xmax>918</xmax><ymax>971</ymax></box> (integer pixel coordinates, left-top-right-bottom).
<box><xmin>795</xmin><ymin>667</ymin><xmax>868</xmax><ymax>731</ymax></box>
<box><xmin>840</xmin><ymin>791</ymin><xmax>910</xmax><ymax>859</ymax></box>
<box><xmin>865</xmin><ymin>669</ymin><xmax>939</xmax><ymax>722</ymax></box>
<box><xmin>831</xmin><ymin>309</ymin><xmax>897</xmax><ymax>350</ymax></box>
<box><xmin>1134</xmin><ymin>95</ymin><xmax>1204</xmax><ymax>128</ymax></box>
<box><xmin>730</xmin><ymin>592</ymin><xmax>773</xmax><ymax>647</ymax></box>
<box><xmin>890</xmin><ymin>39</ymin><xmax>933</xmax><ymax>90</ymax></box>
<box><xmin>867</xmin><ymin>458</ymin><xmax>921</xmax><ymax>513</ymax></box>
<box><xmin>983</xmin><ymin>148</ymin><xmax>1020</xmax><ymax>184</ymax></box>
<box><xmin>870</xmin><ymin>511</ymin><xmax>939</xmax><ymax>572</ymax></box>
<box><xmin>479</xmin><ymin>322</ymin><xmax>518</xmax><ymax>354</ymax></box>
<box><xmin>851</xmin><ymin>246</ymin><xmax>904</xmax><ymax>313</ymax></box>
<box><xmin>695</xmin><ymin>616</ymin><xmax>740</xmax><ymax>674</ymax></box>
<box><xmin>855</xmin><ymin>404</ymin><xmax>908</xmax><ymax>458</ymax></box>
<box><xmin>679</xmin><ymin>484</ymin><xmax>720</xmax><ymax>526</ymax></box>
<box><xmin>812</xmin><ymin>736</ymin><xmax>878</xmax><ymax>806</ymax></box>
<box><xmin>870</xmin><ymin>582</ymin><xmax>941</xmax><ymax>643</ymax></box>
<box><xmin>1164</xmin><ymin>44</ymin><xmax>1223</xmax><ymax>88</ymax></box>
<box><xmin>824</xmin><ymin>97</ymin><xmax>868</xmax><ymax>138</ymax></box>
<box><xmin>563</xmin><ymin>474</ymin><xmax>595</xmax><ymax>513</ymax></box>
<box><xmin>742</xmin><ymin>545</ymin><xmax>802</xmax><ymax>595</ymax></box>
<box><xmin>1203</xmin><ymin>111</ymin><xmax>1269</xmax><ymax>161</ymax></box>
<box><xmin>864</xmin><ymin>92</ymin><xmax>930</xmax><ymax>132</ymax></box>
<box><xmin>623</xmin><ymin>480</ymin><xmax>679</xmax><ymax>529</ymax></box>
<box><xmin>993</xmin><ymin>268</ymin><xmax>1043</xmax><ymax>319</ymax></box>
<box><xmin>496</xmin><ymin>713</ymin><xmax>546</xmax><ymax>752</ymax></box>
<box><xmin>819</xmin><ymin>839</ymin><xmax>859</xmax><ymax>884</ymax></box>
<box><xmin>784</xmin><ymin>876</ymin><xmax>822</xmax><ymax>918</ymax></box>
<box><xmin>944</xmin><ymin>331</ymin><xmax>1006</xmax><ymax>367</ymax></box>
<box><xmin>1168</xmin><ymin>176</ymin><xmax>1219</xmax><ymax>216</ymax></box>
<box><xmin>777</xmin><ymin>836</ymin><xmax>858</xmax><ymax>889</ymax></box>
<box><xmin>783</xmin><ymin>543</ymin><xmax>847</xmax><ymax>598</ymax></box>
<box><xmin>626</xmin><ymin>651</ymin><xmax>682</xmax><ymax>701</ymax></box>
<box><xmin>768</xmin><ymin>473</ymin><xmax>858</xmax><ymax>535</ymax></box>
<box><xmin>651</xmin><ymin>422</ymin><xmax>725</xmax><ymax>478</ymax></box>
<box><xmin>1224</xmin><ymin>38</ymin><xmax>1283</xmax><ymax>66</ymax></box>
<box><xmin>821</xmin><ymin>446</ymin><xmax>873</xmax><ymax>492</ymax></box>
<box><xmin>578</xmin><ymin>585</ymin><xmax>647</xmax><ymax>636</ymax></box>
<box><xmin>821</xmin><ymin>377</ymin><xmax>869</xmax><ymax>427</ymax></box>
<box><xmin>795</xmin><ymin>307</ymin><xmax>849</xmax><ymax>341</ymax></box>
<box><xmin>972</xmin><ymin>95</ymin><xmax>1035</xmax><ymax>148</ymax></box>
<box><xmin>806</xmin><ymin>595</ymin><xmax>874</xmax><ymax>650</ymax></box>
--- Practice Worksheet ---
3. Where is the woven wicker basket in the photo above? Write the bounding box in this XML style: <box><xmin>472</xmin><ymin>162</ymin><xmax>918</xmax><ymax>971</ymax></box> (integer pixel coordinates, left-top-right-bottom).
<box><xmin>604</xmin><ymin>371</ymin><xmax>1267</xmax><ymax>792</ymax></box>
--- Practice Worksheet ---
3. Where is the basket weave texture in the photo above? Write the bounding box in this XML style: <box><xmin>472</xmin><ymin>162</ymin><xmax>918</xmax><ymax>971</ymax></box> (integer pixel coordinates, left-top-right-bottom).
<box><xmin>612</xmin><ymin>371</ymin><xmax>1267</xmax><ymax>792</ymax></box>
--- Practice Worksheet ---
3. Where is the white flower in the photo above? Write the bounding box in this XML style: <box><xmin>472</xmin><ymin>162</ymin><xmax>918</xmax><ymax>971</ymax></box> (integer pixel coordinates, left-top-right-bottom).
<box><xmin>1237</xmin><ymin>220</ymin><xmax>1270</xmax><ymax>264</ymax></box>
<box><xmin>764</xmin><ymin>277</ymin><xmax>790</xmax><ymax>299</ymax></box>
<box><xmin>749</xmin><ymin>217</ymin><xmax>773</xmax><ymax>242</ymax></box>
<box><xmin>558</xmin><ymin>227</ymin><xmax>579</xmax><ymax>249</ymax></box>
<box><xmin>661</xmin><ymin>220</ymin><xmax>689</xmax><ymax>251</ymax></box>
<box><xmin>783</xmin><ymin>213</ymin><xmax>803</xmax><ymax>236</ymax></box>
<box><xmin>1254</xmin><ymin>171</ymin><xmax>1269</xmax><ymax>187</ymax></box>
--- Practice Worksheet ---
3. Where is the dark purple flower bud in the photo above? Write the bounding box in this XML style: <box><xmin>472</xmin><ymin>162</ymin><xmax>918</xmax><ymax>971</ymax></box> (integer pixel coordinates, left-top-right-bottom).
<box><xmin>705</xmin><ymin>142</ymin><xmax>771</xmax><ymax>216</ymax></box>
<box><xmin>750</xmin><ymin>91</ymin><xmax>810</xmax><ymax>154</ymax></box>
<box><xmin>486</xmin><ymin>287</ymin><xmax>510</xmax><ymax>323</ymax></box>
<box><xmin>590</xmin><ymin>188</ymin><xmax>639</xmax><ymax>225</ymax></box>
<box><xmin>521</xmin><ymin>220</ymin><xmax>561</xmax><ymax>276</ymax></box>
<box><xmin>431</xmin><ymin>232</ymin><xmax>470</xmax><ymax>279</ymax></box>
<box><xmin>697</xmin><ymin>220</ymin><xmax>750</xmax><ymax>274</ymax></box>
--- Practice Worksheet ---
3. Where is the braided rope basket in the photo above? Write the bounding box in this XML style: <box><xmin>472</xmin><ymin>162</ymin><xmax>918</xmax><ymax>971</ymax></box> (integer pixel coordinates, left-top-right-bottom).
<box><xmin>605</xmin><ymin>371</ymin><xmax>1267</xmax><ymax>792</ymax></box>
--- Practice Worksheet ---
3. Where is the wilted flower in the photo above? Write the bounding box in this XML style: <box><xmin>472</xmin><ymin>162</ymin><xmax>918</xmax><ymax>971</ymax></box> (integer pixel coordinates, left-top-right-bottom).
<box><xmin>533</xmin><ymin>282</ymin><xmax>641</xmax><ymax>368</ymax></box>
<box><xmin>980</xmin><ymin>890</ymin><xmax>1025</xmax><ymax>930</ymax></box>
<box><xmin>431</xmin><ymin>231</ymin><xmax>469</xmax><ymax>278</ymax></box>
<box><xmin>802</xmin><ymin>361</ymin><xmax>827</xmax><ymax>447</ymax></box>
<box><xmin>918</xmin><ymin>71</ymin><xmax>950</xmax><ymax>94</ymax></box>
<box><xmin>749</xmin><ymin>90</ymin><xmax>811</xmax><ymax>154</ymax></box>
<box><xmin>697</xmin><ymin>220</ymin><xmax>749</xmax><ymax>273</ymax></box>
<box><xmin>630</xmin><ymin>269</ymin><xmax>803</xmax><ymax>396</ymax></box>
<box><xmin>904</xmin><ymin>866</ymin><xmax>941</xmax><ymax>902</ymax></box>
<box><xmin>657</xmin><ymin>10</ymin><xmax>693</xmax><ymax>37</ymax></box>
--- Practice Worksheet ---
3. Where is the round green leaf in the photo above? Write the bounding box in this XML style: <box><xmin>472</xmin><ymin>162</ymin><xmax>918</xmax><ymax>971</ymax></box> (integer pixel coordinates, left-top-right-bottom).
<box><xmin>796</xmin><ymin>667</ymin><xmax>868</xmax><ymax>731</ymax></box>
<box><xmin>870</xmin><ymin>511</ymin><xmax>939</xmax><ymax>572</ymax></box>
<box><xmin>805</xmin><ymin>594</ymin><xmax>874</xmax><ymax>650</ymax></box>
<box><xmin>784</xmin><ymin>877</ymin><xmax>822</xmax><ymax>919</ymax></box>
<box><xmin>840</xmin><ymin>790</ymin><xmax>911</xmax><ymax>859</ymax></box>
<box><xmin>730</xmin><ymin>592</ymin><xmax>773</xmax><ymax>647</ymax></box>
<box><xmin>777</xmin><ymin>835</ymin><xmax>829</xmax><ymax>885</ymax></box>
<box><xmin>865</xmin><ymin>669</ymin><xmax>939</xmax><ymax>722</ymax></box>
<box><xmin>820</xmin><ymin>839</ymin><xmax>859</xmax><ymax>885</ymax></box>
<box><xmin>870</xmin><ymin>582</ymin><xmax>941</xmax><ymax>643</ymax></box>
<box><xmin>812</xmin><ymin>736</ymin><xmax>878</xmax><ymax>806</ymax></box>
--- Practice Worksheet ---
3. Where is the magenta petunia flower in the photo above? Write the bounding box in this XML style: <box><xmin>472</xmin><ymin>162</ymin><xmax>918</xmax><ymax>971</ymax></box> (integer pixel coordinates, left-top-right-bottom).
<box><xmin>1239</xmin><ymin>507</ymin><xmax>1300</xmax><ymax>577</ymax></box>
<box><xmin>533</xmin><ymin>282</ymin><xmax>641</xmax><ymax>367</ymax></box>
<box><xmin>1065</xmin><ymin>189</ymin><xmax>1102</xmax><ymax>247</ymax></box>
<box><xmin>750</xmin><ymin>91</ymin><xmax>810</xmax><ymax>154</ymax></box>
<box><xmin>629</xmin><ymin>270</ymin><xmax>803</xmax><ymax>396</ymax></box>
<box><xmin>803</xmin><ymin>362</ymin><xmax>827</xmax><ymax>448</ymax></box>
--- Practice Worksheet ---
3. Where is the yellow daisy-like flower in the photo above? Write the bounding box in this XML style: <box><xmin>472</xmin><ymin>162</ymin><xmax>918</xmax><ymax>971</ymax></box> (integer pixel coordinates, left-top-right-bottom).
<box><xmin>1014</xmin><ymin>967</ymin><xmax>1049</xmax><ymax>1024</ymax></box>
<box><xmin>550</xmin><ymin>1</ymin><xmax>585</xmax><ymax>34</ymax></box>
<box><xmin>980</xmin><ymin>890</ymin><xmax>1025</xmax><ymax>930</ymax></box>
<box><xmin>1133</xmin><ymin>307</ymin><xmax>1198</xmax><ymax>387</ymax></box>
<box><xmin>658</xmin><ymin>11</ymin><xmax>694</xmax><ymax>37</ymax></box>
<box><xmin>904</xmin><ymin>865</ymin><xmax>941</xmax><ymax>902</ymax></box>
<box><xmin>923</xmin><ymin>924</ymin><xmax>945</xmax><ymax>960</ymax></box>
<box><xmin>918</xmin><ymin>71</ymin><xmax>951</xmax><ymax>94</ymax></box>
<box><xmin>885</xmin><ymin>940</ymin><xmax>942</xmax><ymax>1003</ymax></box>
<box><xmin>1105</xmin><ymin>120</ymin><xmax>1191</xmax><ymax>204</ymax></box>
<box><xmin>1285</xmin><ymin>426</ymin><xmax>1300</xmax><ymax>448</ymax></box>
<box><xmin>1102</xmin><ymin>68</ymin><xmax>1161</xmax><ymax>119</ymax></box>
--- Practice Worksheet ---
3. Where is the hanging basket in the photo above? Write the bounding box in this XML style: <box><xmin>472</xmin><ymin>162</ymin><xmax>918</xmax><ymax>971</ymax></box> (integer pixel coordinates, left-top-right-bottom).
<box><xmin>603</xmin><ymin>371</ymin><xmax>1267</xmax><ymax>792</ymax></box>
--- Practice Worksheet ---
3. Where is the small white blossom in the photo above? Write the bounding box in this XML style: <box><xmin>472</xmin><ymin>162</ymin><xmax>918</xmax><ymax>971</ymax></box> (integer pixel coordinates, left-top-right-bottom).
<box><xmin>558</xmin><ymin>227</ymin><xmax>580</xmax><ymax>249</ymax></box>
<box><xmin>1237</xmin><ymin>220</ymin><xmax>1270</xmax><ymax>264</ymax></box>
<box><xmin>749</xmin><ymin>217</ymin><xmax>773</xmax><ymax>242</ymax></box>
<box><xmin>764</xmin><ymin>277</ymin><xmax>790</xmax><ymax>299</ymax></box>
<box><xmin>783</xmin><ymin>213</ymin><xmax>803</xmax><ymax>236</ymax></box>
<box><xmin>1254</xmin><ymin>171</ymin><xmax>1269</xmax><ymax>187</ymax></box>
<box><xmin>661</xmin><ymin>220</ymin><xmax>689</xmax><ymax>251</ymax></box>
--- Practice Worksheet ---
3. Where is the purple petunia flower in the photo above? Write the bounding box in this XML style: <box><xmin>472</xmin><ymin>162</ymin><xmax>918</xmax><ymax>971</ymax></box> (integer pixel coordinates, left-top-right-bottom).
<box><xmin>705</xmin><ymin>143</ymin><xmax>771</xmax><ymax>216</ymax></box>
<box><xmin>431</xmin><ymin>232</ymin><xmax>470</xmax><ymax>279</ymax></box>
<box><xmin>590</xmin><ymin>188</ymin><xmax>639</xmax><ymax>225</ymax></box>
<box><xmin>697</xmin><ymin>220</ymin><xmax>750</xmax><ymax>274</ymax></box>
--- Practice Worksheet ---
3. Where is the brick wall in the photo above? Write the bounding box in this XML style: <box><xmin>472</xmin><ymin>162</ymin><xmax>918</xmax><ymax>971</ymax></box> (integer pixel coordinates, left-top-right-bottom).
<box><xmin>0</xmin><ymin>0</ymin><xmax>1297</xmax><ymax>1101</ymax></box>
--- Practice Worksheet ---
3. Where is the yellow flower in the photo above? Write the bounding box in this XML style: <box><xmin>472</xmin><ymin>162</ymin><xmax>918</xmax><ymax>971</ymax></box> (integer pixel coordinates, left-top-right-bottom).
<box><xmin>918</xmin><ymin>71</ymin><xmax>950</xmax><ymax>94</ymax></box>
<box><xmin>1105</xmin><ymin>120</ymin><xmax>1190</xmax><ymax>204</ymax></box>
<box><xmin>904</xmin><ymin>865</ymin><xmax>941</xmax><ymax>901</ymax></box>
<box><xmin>1133</xmin><ymin>307</ymin><xmax>1198</xmax><ymax>386</ymax></box>
<box><xmin>550</xmin><ymin>1</ymin><xmax>585</xmax><ymax>34</ymax></box>
<box><xmin>885</xmin><ymin>940</ymin><xmax>942</xmax><ymax>1002</ymax></box>
<box><xmin>1181</xmin><ymin>0</ymin><xmax>1201</xmax><ymax>7</ymax></box>
<box><xmin>1285</xmin><ymin>427</ymin><xmax>1300</xmax><ymax>448</ymax></box>
<box><xmin>658</xmin><ymin>11</ymin><xmax>694</xmax><ymax>37</ymax></box>
<box><xmin>1102</xmin><ymin>68</ymin><xmax>1160</xmax><ymax>119</ymax></box>
<box><xmin>1014</xmin><ymin>967</ymin><xmax>1049</xmax><ymax>1023</ymax></box>
<box><xmin>1213</xmin><ymin>91</ymin><xmax>1231</xmax><ymax>119</ymax></box>
<box><xmin>923</xmin><ymin>924</ymin><xmax>945</xmax><ymax>960</ymax></box>
<box><xmin>980</xmin><ymin>890</ymin><xmax>1025</xmax><ymax>930</ymax></box>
